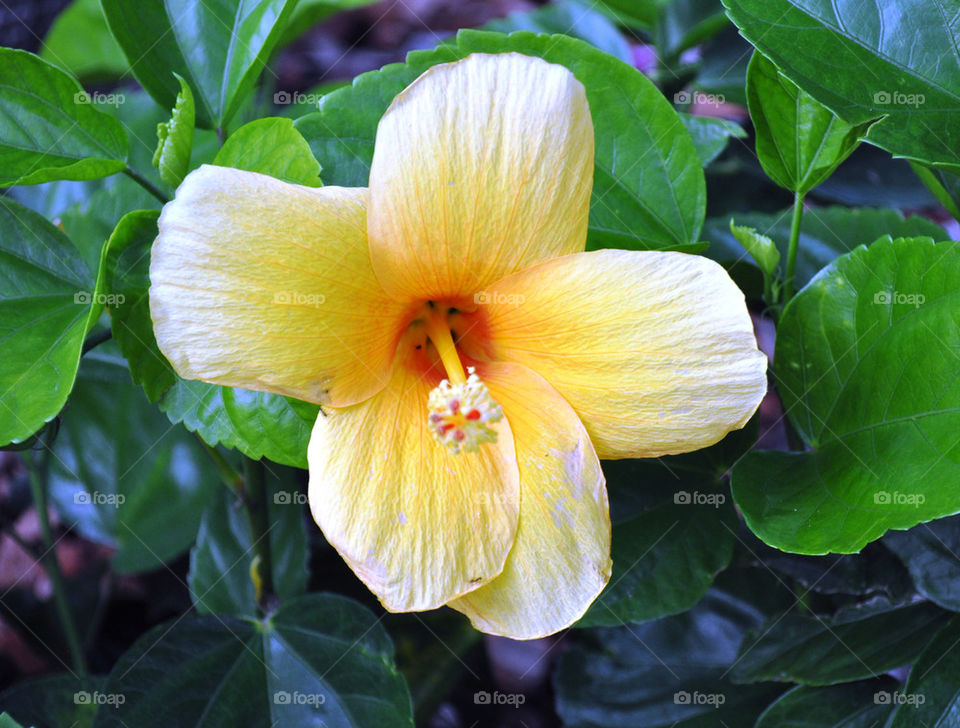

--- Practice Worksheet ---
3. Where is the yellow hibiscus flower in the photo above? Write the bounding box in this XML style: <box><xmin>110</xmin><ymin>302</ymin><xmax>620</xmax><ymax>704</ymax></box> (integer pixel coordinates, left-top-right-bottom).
<box><xmin>149</xmin><ymin>53</ymin><xmax>767</xmax><ymax>639</ymax></box>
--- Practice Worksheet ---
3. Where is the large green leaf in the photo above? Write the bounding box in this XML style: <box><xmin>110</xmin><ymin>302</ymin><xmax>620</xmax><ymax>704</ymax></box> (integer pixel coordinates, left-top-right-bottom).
<box><xmin>100</xmin><ymin>0</ymin><xmax>298</xmax><ymax>130</ymax></box>
<box><xmin>188</xmin><ymin>465</ymin><xmax>308</xmax><ymax>616</ymax></box>
<box><xmin>42</xmin><ymin>0</ymin><xmax>128</xmax><ymax>81</ymax></box>
<box><xmin>105</xmin><ymin>211</ymin><xmax>319</xmax><ymax>467</ymax></box>
<box><xmin>214</xmin><ymin>117</ymin><xmax>321</xmax><ymax>185</ymax></box>
<box><xmin>885</xmin><ymin>516</ymin><xmax>960</xmax><ymax>612</ymax></box>
<box><xmin>754</xmin><ymin>681</ymin><xmax>897</xmax><ymax>728</ymax></box>
<box><xmin>0</xmin><ymin>198</ymin><xmax>103</xmax><ymax>446</ymax></box>
<box><xmin>578</xmin><ymin>499</ymin><xmax>736</xmax><ymax>627</ymax></box>
<box><xmin>556</xmin><ymin>571</ymin><xmax>789</xmax><ymax>727</ymax></box>
<box><xmin>722</xmin><ymin>0</ymin><xmax>960</xmax><ymax>171</ymax></box>
<box><xmin>703</xmin><ymin>206</ymin><xmax>946</xmax><ymax>293</ymax></box>
<box><xmin>47</xmin><ymin>343</ymin><xmax>219</xmax><ymax>572</ymax></box>
<box><xmin>889</xmin><ymin>616</ymin><xmax>960</xmax><ymax>727</ymax></box>
<box><xmin>295</xmin><ymin>29</ymin><xmax>706</xmax><ymax>250</ymax></box>
<box><xmin>747</xmin><ymin>51</ymin><xmax>868</xmax><ymax>195</ymax></box>
<box><xmin>732</xmin><ymin>236</ymin><xmax>960</xmax><ymax>554</ymax></box>
<box><xmin>732</xmin><ymin>600</ymin><xmax>950</xmax><ymax>686</ymax></box>
<box><xmin>92</xmin><ymin>593</ymin><xmax>414</xmax><ymax>727</ymax></box>
<box><xmin>0</xmin><ymin>48</ymin><xmax>127</xmax><ymax>186</ymax></box>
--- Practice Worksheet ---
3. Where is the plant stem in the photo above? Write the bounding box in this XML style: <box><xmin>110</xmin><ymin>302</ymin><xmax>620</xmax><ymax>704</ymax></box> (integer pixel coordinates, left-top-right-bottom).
<box><xmin>784</xmin><ymin>191</ymin><xmax>805</xmax><ymax>302</ymax></box>
<box><xmin>25</xmin><ymin>446</ymin><xmax>88</xmax><ymax>676</ymax></box>
<box><xmin>81</xmin><ymin>328</ymin><xmax>112</xmax><ymax>355</ymax></box>
<box><xmin>198</xmin><ymin>438</ymin><xmax>244</xmax><ymax>496</ymax></box>
<box><xmin>243</xmin><ymin>458</ymin><xmax>273</xmax><ymax>611</ymax></box>
<box><xmin>123</xmin><ymin>166</ymin><xmax>169</xmax><ymax>204</ymax></box>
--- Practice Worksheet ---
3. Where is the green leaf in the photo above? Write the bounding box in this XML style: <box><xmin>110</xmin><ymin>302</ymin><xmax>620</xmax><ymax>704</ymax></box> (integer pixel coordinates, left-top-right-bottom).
<box><xmin>703</xmin><ymin>206</ymin><xmax>946</xmax><ymax>295</ymax></box>
<box><xmin>722</xmin><ymin>0</ymin><xmax>960</xmax><ymax>171</ymax></box>
<box><xmin>188</xmin><ymin>465</ymin><xmax>308</xmax><ymax>616</ymax></box>
<box><xmin>747</xmin><ymin>51</ymin><xmax>869</xmax><ymax>195</ymax></box>
<box><xmin>592</xmin><ymin>0</ymin><xmax>664</xmax><ymax>29</ymax></box>
<box><xmin>0</xmin><ymin>715</ymin><xmax>25</xmax><ymax>728</ymax></box>
<box><xmin>655</xmin><ymin>0</ymin><xmax>729</xmax><ymax>61</ymax></box>
<box><xmin>884</xmin><ymin>516</ymin><xmax>960</xmax><ymax>612</ymax></box>
<box><xmin>105</xmin><ymin>211</ymin><xmax>319</xmax><ymax>467</ymax></box>
<box><xmin>92</xmin><ymin>594</ymin><xmax>414</xmax><ymax>727</ymax></box>
<box><xmin>754</xmin><ymin>681</ymin><xmax>898</xmax><ymax>728</ymax></box>
<box><xmin>680</xmin><ymin>113</ymin><xmax>746</xmax><ymax>167</ymax></box>
<box><xmin>0</xmin><ymin>198</ymin><xmax>102</xmax><ymax>446</ymax></box>
<box><xmin>41</xmin><ymin>0</ymin><xmax>128</xmax><ymax>81</ymax></box>
<box><xmin>214</xmin><ymin>117</ymin><xmax>322</xmax><ymax>186</ymax></box>
<box><xmin>152</xmin><ymin>73</ymin><xmax>195</xmax><ymax>188</ymax></box>
<box><xmin>0</xmin><ymin>675</ymin><xmax>104</xmax><ymax>728</ymax></box>
<box><xmin>100</xmin><ymin>0</ymin><xmax>298</xmax><ymax>130</ymax></box>
<box><xmin>888</xmin><ymin>616</ymin><xmax>960</xmax><ymax>727</ymax></box>
<box><xmin>0</xmin><ymin>47</ymin><xmax>128</xmax><ymax>186</ymax></box>
<box><xmin>578</xmin><ymin>499</ymin><xmax>736</xmax><ymax>627</ymax></box>
<box><xmin>729</xmin><ymin>219</ymin><xmax>779</xmax><ymax>277</ymax></box>
<box><xmin>732</xmin><ymin>600</ymin><xmax>950</xmax><ymax>686</ymax></box>
<box><xmin>732</xmin><ymin>236</ymin><xmax>960</xmax><ymax>554</ymax></box>
<box><xmin>482</xmin><ymin>0</ymin><xmax>632</xmax><ymax>63</ymax></box>
<box><xmin>556</xmin><ymin>571</ymin><xmax>788</xmax><ymax>727</ymax></box>
<box><xmin>47</xmin><ymin>342</ymin><xmax>219</xmax><ymax>572</ymax></box>
<box><xmin>693</xmin><ymin>25</ymin><xmax>750</xmax><ymax>106</ymax></box>
<box><xmin>295</xmin><ymin>29</ymin><xmax>706</xmax><ymax>251</ymax></box>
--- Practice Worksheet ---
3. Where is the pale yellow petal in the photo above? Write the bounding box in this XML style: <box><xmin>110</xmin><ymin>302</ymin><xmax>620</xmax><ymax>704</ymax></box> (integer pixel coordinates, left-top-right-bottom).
<box><xmin>307</xmin><ymin>332</ymin><xmax>520</xmax><ymax>612</ymax></box>
<box><xmin>150</xmin><ymin>164</ymin><xmax>409</xmax><ymax>407</ymax></box>
<box><xmin>450</xmin><ymin>362</ymin><xmax>610</xmax><ymax>639</ymax></box>
<box><xmin>367</xmin><ymin>52</ymin><xmax>594</xmax><ymax>300</ymax></box>
<box><xmin>474</xmin><ymin>250</ymin><xmax>768</xmax><ymax>459</ymax></box>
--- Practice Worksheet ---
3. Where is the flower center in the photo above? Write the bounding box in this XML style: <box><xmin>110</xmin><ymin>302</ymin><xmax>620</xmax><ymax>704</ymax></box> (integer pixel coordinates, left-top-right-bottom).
<box><xmin>421</xmin><ymin>303</ymin><xmax>502</xmax><ymax>454</ymax></box>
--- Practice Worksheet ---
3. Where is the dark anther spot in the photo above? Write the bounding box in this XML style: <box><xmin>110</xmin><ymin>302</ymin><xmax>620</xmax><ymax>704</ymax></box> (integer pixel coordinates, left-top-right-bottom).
<box><xmin>427</xmin><ymin>300</ymin><xmax>436</xmax><ymax>308</ymax></box>
<box><xmin>415</xmin><ymin>344</ymin><xmax>422</xmax><ymax>350</ymax></box>
<box><xmin>448</xmin><ymin>307</ymin><xmax>460</xmax><ymax>314</ymax></box>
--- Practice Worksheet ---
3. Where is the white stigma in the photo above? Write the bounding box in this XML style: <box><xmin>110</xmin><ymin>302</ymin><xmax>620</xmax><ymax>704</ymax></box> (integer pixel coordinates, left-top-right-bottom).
<box><xmin>427</xmin><ymin>367</ymin><xmax>503</xmax><ymax>454</ymax></box>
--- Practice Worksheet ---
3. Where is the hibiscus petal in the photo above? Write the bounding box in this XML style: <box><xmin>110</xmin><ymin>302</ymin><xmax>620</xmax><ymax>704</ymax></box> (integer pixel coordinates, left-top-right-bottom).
<box><xmin>477</xmin><ymin>250</ymin><xmax>768</xmax><ymax>458</ymax></box>
<box><xmin>450</xmin><ymin>361</ymin><xmax>610</xmax><ymax>639</ymax></box>
<box><xmin>150</xmin><ymin>165</ymin><xmax>408</xmax><ymax>407</ymax></box>
<box><xmin>367</xmin><ymin>52</ymin><xmax>594</xmax><ymax>300</ymax></box>
<box><xmin>307</xmin><ymin>332</ymin><xmax>520</xmax><ymax>612</ymax></box>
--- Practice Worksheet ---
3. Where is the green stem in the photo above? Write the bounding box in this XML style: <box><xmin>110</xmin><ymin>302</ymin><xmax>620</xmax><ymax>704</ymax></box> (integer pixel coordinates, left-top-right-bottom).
<box><xmin>784</xmin><ymin>191</ymin><xmax>805</xmax><ymax>302</ymax></box>
<box><xmin>198</xmin><ymin>438</ymin><xmax>244</xmax><ymax>495</ymax></box>
<box><xmin>123</xmin><ymin>166</ymin><xmax>169</xmax><ymax>204</ymax></box>
<box><xmin>243</xmin><ymin>458</ymin><xmax>273</xmax><ymax>611</ymax></box>
<box><xmin>81</xmin><ymin>328</ymin><xmax>112</xmax><ymax>355</ymax></box>
<box><xmin>26</xmin><ymin>447</ymin><xmax>88</xmax><ymax>676</ymax></box>
<box><xmin>910</xmin><ymin>161</ymin><xmax>960</xmax><ymax>223</ymax></box>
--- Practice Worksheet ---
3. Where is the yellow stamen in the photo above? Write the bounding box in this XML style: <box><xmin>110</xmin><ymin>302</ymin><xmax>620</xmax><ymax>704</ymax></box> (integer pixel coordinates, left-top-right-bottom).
<box><xmin>424</xmin><ymin>308</ymin><xmax>466</xmax><ymax>384</ymax></box>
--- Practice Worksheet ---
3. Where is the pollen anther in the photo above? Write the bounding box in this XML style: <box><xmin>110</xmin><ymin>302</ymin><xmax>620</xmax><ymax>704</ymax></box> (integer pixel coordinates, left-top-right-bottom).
<box><xmin>427</xmin><ymin>367</ymin><xmax>503</xmax><ymax>454</ymax></box>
